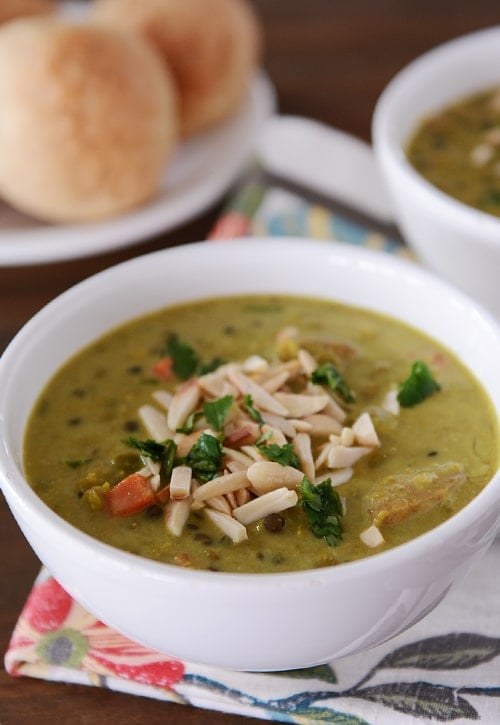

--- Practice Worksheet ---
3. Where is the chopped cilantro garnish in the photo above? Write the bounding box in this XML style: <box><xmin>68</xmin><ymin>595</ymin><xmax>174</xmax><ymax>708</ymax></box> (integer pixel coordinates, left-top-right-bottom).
<box><xmin>311</xmin><ymin>362</ymin><xmax>355</xmax><ymax>403</ymax></box>
<box><xmin>163</xmin><ymin>336</ymin><xmax>225</xmax><ymax>379</ymax></box>
<box><xmin>160</xmin><ymin>439</ymin><xmax>177</xmax><ymax>481</ymax></box>
<box><xmin>176</xmin><ymin>410</ymin><xmax>202</xmax><ymax>434</ymax></box>
<box><xmin>199</xmin><ymin>357</ymin><xmax>225</xmax><ymax>375</ymax></box>
<box><xmin>64</xmin><ymin>457</ymin><xmax>92</xmax><ymax>469</ymax></box>
<box><xmin>299</xmin><ymin>477</ymin><xmax>343</xmax><ymax>547</ymax></box>
<box><xmin>243</xmin><ymin>393</ymin><xmax>264</xmax><ymax>426</ymax></box>
<box><xmin>165</xmin><ymin>336</ymin><xmax>199</xmax><ymax>380</ymax></box>
<box><xmin>397</xmin><ymin>360</ymin><xmax>441</xmax><ymax>407</ymax></box>
<box><xmin>126</xmin><ymin>436</ymin><xmax>177</xmax><ymax>483</ymax></box>
<box><xmin>258</xmin><ymin>442</ymin><xmax>300</xmax><ymax>469</ymax></box>
<box><xmin>126</xmin><ymin>436</ymin><xmax>166</xmax><ymax>462</ymax></box>
<box><xmin>255</xmin><ymin>429</ymin><xmax>273</xmax><ymax>446</ymax></box>
<box><xmin>185</xmin><ymin>432</ymin><xmax>223</xmax><ymax>482</ymax></box>
<box><xmin>203</xmin><ymin>395</ymin><xmax>234</xmax><ymax>432</ymax></box>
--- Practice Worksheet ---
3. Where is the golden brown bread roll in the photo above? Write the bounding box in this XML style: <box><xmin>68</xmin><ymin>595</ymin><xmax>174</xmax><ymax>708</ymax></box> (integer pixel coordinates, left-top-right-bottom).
<box><xmin>90</xmin><ymin>0</ymin><xmax>261</xmax><ymax>136</ymax></box>
<box><xmin>0</xmin><ymin>0</ymin><xmax>55</xmax><ymax>25</ymax></box>
<box><xmin>0</xmin><ymin>18</ymin><xmax>179</xmax><ymax>223</ymax></box>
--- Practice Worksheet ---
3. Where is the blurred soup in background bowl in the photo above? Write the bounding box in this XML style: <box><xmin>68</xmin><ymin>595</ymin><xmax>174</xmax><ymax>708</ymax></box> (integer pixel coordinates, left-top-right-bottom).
<box><xmin>372</xmin><ymin>25</ymin><xmax>500</xmax><ymax>320</ymax></box>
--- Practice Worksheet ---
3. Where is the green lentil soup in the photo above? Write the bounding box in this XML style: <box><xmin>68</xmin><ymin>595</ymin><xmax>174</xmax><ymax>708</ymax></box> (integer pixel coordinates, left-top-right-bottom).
<box><xmin>407</xmin><ymin>85</ymin><xmax>500</xmax><ymax>216</ymax></box>
<box><xmin>23</xmin><ymin>294</ymin><xmax>499</xmax><ymax>573</ymax></box>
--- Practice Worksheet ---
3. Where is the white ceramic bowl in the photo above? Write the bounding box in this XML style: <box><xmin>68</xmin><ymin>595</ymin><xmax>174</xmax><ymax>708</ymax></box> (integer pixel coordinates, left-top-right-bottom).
<box><xmin>372</xmin><ymin>25</ymin><xmax>500</xmax><ymax>321</ymax></box>
<box><xmin>1</xmin><ymin>238</ymin><xmax>500</xmax><ymax>671</ymax></box>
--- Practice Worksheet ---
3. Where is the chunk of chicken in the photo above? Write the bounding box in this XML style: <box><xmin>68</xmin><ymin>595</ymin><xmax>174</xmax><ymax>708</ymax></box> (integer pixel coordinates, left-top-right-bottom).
<box><xmin>367</xmin><ymin>462</ymin><xmax>467</xmax><ymax>527</ymax></box>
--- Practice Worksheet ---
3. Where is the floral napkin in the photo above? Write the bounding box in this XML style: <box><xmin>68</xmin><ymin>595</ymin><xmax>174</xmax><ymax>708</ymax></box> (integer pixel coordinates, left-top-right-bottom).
<box><xmin>5</xmin><ymin>167</ymin><xmax>500</xmax><ymax>724</ymax></box>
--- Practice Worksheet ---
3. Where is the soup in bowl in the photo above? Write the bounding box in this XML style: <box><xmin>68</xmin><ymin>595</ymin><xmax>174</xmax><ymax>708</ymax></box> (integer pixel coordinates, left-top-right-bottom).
<box><xmin>372</xmin><ymin>25</ymin><xmax>500</xmax><ymax>320</ymax></box>
<box><xmin>0</xmin><ymin>237</ymin><xmax>499</xmax><ymax>670</ymax></box>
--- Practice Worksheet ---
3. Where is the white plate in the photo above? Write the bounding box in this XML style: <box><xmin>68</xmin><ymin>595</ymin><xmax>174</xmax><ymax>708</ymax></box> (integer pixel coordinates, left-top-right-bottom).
<box><xmin>0</xmin><ymin>73</ymin><xmax>275</xmax><ymax>266</ymax></box>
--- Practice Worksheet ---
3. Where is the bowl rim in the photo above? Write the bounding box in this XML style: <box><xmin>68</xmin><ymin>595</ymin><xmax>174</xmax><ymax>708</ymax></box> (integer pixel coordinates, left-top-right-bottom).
<box><xmin>372</xmin><ymin>23</ymin><xmax>500</xmax><ymax>243</ymax></box>
<box><xmin>1</xmin><ymin>237</ymin><xmax>499</xmax><ymax>586</ymax></box>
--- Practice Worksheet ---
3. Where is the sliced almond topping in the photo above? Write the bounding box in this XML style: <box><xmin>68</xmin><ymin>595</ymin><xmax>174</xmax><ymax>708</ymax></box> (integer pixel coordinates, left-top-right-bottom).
<box><xmin>198</xmin><ymin>363</ymin><xmax>233</xmax><ymax>395</ymax></box>
<box><xmin>228</xmin><ymin>368</ymin><xmax>289</xmax><ymax>415</ymax></box>
<box><xmin>314</xmin><ymin>441</ymin><xmax>332</xmax><ymax>470</ymax></box>
<box><xmin>382</xmin><ymin>388</ymin><xmax>400</xmax><ymax>416</ymax></box>
<box><xmin>233</xmin><ymin>487</ymin><xmax>298</xmax><ymax>525</ymax></box>
<box><xmin>175</xmin><ymin>429</ymin><xmax>203</xmax><ymax>458</ymax></box>
<box><xmin>167</xmin><ymin>378</ymin><xmax>201</xmax><ymax>431</ymax></box>
<box><xmin>293</xmin><ymin>432</ymin><xmax>315</xmax><ymax>481</ymax></box>
<box><xmin>242</xmin><ymin>355</ymin><xmax>269</xmax><ymax>374</ymax></box>
<box><xmin>291</xmin><ymin>418</ymin><xmax>313</xmax><ymax>432</ymax></box>
<box><xmin>352</xmin><ymin>411</ymin><xmax>380</xmax><ymax>447</ymax></box>
<box><xmin>360</xmin><ymin>524</ymin><xmax>385</xmax><ymax>547</ymax></box>
<box><xmin>145</xmin><ymin>459</ymin><xmax>160</xmax><ymax>476</ymax></box>
<box><xmin>193</xmin><ymin>470</ymin><xmax>250</xmax><ymax>502</ymax></box>
<box><xmin>138</xmin><ymin>404</ymin><xmax>174</xmax><ymax>442</ymax></box>
<box><xmin>340</xmin><ymin>427</ymin><xmax>355</xmax><ymax>446</ymax></box>
<box><xmin>298</xmin><ymin>348</ymin><xmax>317</xmax><ymax>376</ymax></box>
<box><xmin>322</xmin><ymin>396</ymin><xmax>347</xmax><ymax>423</ymax></box>
<box><xmin>246</xmin><ymin>460</ymin><xmax>304</xmax><ymax>494</ymax></box>
<box><xmin>261</xmin><ymin>412</ymin><xmax>296</xmax><ymax>438</ymax></box>
<box><xmin>224</xmin><ymin>422</ymin><xmax>260</xmax><ymax>448</ymax></box>
<box><xmin>327</xmin><ymin>445</ymin><xmax>372</xmax><ymax>469</ymax></box>
<box><xmin>206</xmin><ymin>494</ymin><xmax>232</xmax><ymax>516</ymax></box>
<box><xmin>240</xmin><ymin>445</ymin><xmax>264</xmax><ymax>462</ymax></box>
<box><xmin>164</xmin><ymin>498</ymin><xmax>192</xmax><ymax>537</ymax></box>
<box><xmin>151</xmin><ymin>389</ymin><xmax>173</xmax><ymax>410</ymax></box>
<box><xmin>257</xmin><ymin>360</ymin><xmax>301</xmax><ymax>391</ymax></box>
<box><xmin>315</xmin><ymin>467</ymin><xmax>353</xmax><ymax>486</ymax></box>
<box><xmin>198</xmin><ymin>372</ymin><xmax>226</xmax><ymax>398</ymax></box>
<box><xmin>225</xmin><ymin>459</ymin><xmax>247</xmax><ymax>474</ymax></box>
<box><xmin>273</xmin><ymin>392</ymin><xmax>329</xmax><ymax>418</ymax></box>
<box><xmin>222</xmin><ymin>446</ymin><xmax>255</xmax><ymax>468</ymax></box>
<box><xmin>205</xmin><ymin>508</ymin><xmax>248</xmax><ymax>543</ymax></box>
<box><xmin>169</xmin><ymin>465</ymin><xmax>192</xmax><ymax>500</ymax></box>
<box><xmin>260</xmin><ymin>423</ymin><xmax>287</xmax><ymax>446</ymax></box>
<box><xmin>303</xmin><ymin>413</ymin><xmax>342</xmax><ymax>437</ymax></box>
<box><xmin>236</xmin><ymin>487</ymin><xmax>251</xmax><ymax>506</ymax></box>
<box><xmin>261</xmin><ymin>369</ymin><xmax>292</xmax><ymax>393</ymax></box>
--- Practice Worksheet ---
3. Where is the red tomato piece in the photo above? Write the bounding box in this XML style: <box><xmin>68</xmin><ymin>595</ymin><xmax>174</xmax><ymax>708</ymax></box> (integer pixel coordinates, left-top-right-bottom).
<box><xmin>106</xmin><ymin>473</ymin><xmax>156</xmax><ymax>517</ymax></box>
<box><xmin>152</xmin><ymin>356</ymin><xmax>174</xmax><ymax>381</ymax></box>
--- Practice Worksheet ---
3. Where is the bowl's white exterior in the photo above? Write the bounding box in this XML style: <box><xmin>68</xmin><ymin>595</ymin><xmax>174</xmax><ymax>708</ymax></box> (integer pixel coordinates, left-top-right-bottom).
<box><xmin>1</xmin><ymin>238</ymin><xmax>499</xmax><ymax>671</ymax></box>
<box><xmin>372</xmin><ymin>25</ymin><xmax>500</xmax><ymax>320</ymax></box>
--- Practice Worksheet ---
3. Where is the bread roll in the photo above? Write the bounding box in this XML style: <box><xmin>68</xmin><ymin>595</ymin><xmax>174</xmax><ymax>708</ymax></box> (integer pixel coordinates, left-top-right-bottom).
<box><xmin>0</xmin><ymin>18</ymin><xmax>179</xmax><ymax>223</ymax></box>
<box><xmin>0</xmin><ymin>0</ymin><xmax>55</xmax><ymax>25</ymax></box>
<box><xmin>90</xmin><ymin>0</ymin><xmax>261</xmax><ymax>136</ymax></box>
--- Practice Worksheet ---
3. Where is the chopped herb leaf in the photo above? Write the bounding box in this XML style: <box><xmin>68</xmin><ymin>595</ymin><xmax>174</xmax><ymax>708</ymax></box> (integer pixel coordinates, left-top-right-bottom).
<box><xmin>185</xmin><ymin>432</ymin><xmax>223</xmax><ymax>482</ymax></box>
<box><xmin>243</xmin><ymin>394</ymin><xmax>264</xmax><ymax>426</ymax></box>
<box><xmin>165</xmin><ymin>336</ymin><xmax>199</xmax><ymax>380</ymax></box>
<box><xmin>255</xmin><ymin>429</ymin><xmax>273</xmax><ymax>446</ymax></box>
<box><xmin>160</xmin><ymin>439</ymin><xmax>177</xmax><ymax>481</ymax></box>
<box><xmin>258</xmin><ymin>442</ymin><xmax>300</xmax><ymax>469</ymax></box>
<box><xmin>203</xmin><ymin>395</ymin><xmax>234</xmax><ymax>432</ymax></box>
<box><xmin>64</xmin><ymin>457</ymin><xmax>92</xmax><ymax>469</ymax></box>
<box><xmin>176</xmin><ymin>410</ymin><xmax>202</xmax><ymax>434</ymax></box>
<box><xmin>397</xmin><ymin>360</ymin><xmax>441</xmax><ymax>407</ymax></box>
<box><xmin>125</xmin><ymin>436</ymin><xmax>177</xmax><ymax>486</ymax></box>
<box><xmin>126</xmin><ymin>436</ymin><xmax>166</xmax><ymax>463</ymax></box>
<box><xmin>311</xmin><ymin>362</ymin><xmax>355</xmax><ymax>403</ymax></box>
<box><xmin>199</xmin><ymin>357</ymin><xmax>225</xmax><ymax>375</ymax></box>
<box><xmin>299</xmin><ymin>477</ymin><xmax>343</xmax><ymax>547</ymax></box>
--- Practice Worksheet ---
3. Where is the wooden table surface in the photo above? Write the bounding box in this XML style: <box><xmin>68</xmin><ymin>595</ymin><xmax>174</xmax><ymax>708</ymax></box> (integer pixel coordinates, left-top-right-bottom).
<box><xmin>1</xmin><ymin>2</ymin><xmax>499</xmax><ymax>723</ymax></box>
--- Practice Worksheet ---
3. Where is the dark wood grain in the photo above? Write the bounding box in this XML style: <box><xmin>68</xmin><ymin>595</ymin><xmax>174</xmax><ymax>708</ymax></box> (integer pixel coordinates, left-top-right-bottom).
<box><xmin>1</xmin><ymin>2</ymin><xmax>499</xmax><ymax>722</ymax></box>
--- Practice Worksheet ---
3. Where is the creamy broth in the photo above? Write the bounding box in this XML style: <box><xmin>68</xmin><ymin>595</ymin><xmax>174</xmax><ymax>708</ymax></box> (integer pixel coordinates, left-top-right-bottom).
<box><xmin>23</xmin><ymin>294</ymin><xmax>499</xmax><ymax>573</ymax></box>
<box><xmin>407</xmin><ymin>85</ymin><xmax>500</xmax><ymax>216</ymax></box>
